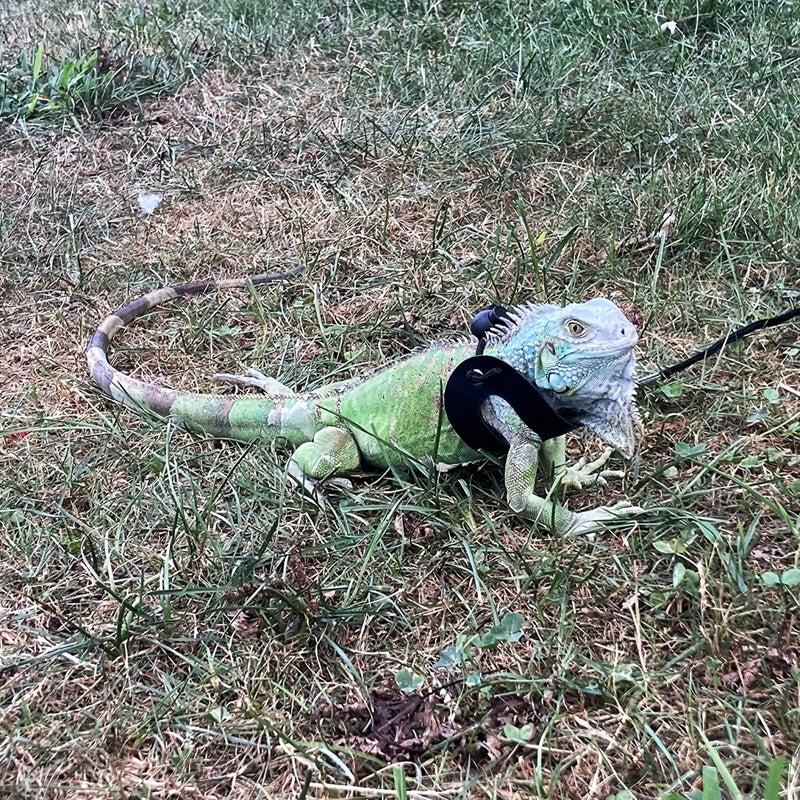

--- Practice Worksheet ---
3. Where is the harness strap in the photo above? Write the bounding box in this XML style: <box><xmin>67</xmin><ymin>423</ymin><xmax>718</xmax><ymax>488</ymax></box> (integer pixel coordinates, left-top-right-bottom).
<box><xmin>444</xmin><ymin>355</ymin><xmax>579</xmax><ymax>452</ymax></box>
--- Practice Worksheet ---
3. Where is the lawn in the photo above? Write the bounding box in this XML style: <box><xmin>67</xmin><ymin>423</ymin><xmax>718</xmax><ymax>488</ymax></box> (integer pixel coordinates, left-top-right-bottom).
<box><xmin>1</xmin><ymin>0</ymin><xmax>799</xmax><ymax>797</ymax></box>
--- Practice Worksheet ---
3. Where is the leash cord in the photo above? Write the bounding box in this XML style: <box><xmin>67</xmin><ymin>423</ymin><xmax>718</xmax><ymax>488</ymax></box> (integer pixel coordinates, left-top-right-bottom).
<box><xmin>639</xmin><ymin>305</ymin><xmax>800</xmax><ymax>385</ymax></box>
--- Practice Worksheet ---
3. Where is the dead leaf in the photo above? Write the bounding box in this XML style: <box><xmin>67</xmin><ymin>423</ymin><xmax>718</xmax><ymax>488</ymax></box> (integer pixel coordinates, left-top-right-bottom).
<box><xmin>721</xmin><ymin>658</ymin><xmax>761</xmax><ymax>695</ymax></box>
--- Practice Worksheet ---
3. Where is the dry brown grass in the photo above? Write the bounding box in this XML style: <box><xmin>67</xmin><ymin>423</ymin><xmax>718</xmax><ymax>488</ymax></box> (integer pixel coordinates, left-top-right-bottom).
<box><xmin>2</xmin><ymin>2</ymin><xmax>800</xmax><ymax>798</ymax></box>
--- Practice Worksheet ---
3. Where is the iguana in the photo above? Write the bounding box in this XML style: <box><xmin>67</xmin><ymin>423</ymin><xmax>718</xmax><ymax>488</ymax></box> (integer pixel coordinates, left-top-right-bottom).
<box><xmin>86</xmin><ymin>269</ymin><xmax>641</xmax><ymax>535</ymax></box>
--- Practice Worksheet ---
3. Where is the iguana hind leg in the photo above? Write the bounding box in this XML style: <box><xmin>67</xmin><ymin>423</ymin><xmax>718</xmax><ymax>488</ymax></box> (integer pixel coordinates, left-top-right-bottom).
<box><xmin>213</xmin><ymin>367</ymin><xmax>293</xmax><ymax>394</ymax></box>
<box><xmin>287</xmin><ymin>426</ymin><xmax>361</xmax><ymax>496</ymax></box>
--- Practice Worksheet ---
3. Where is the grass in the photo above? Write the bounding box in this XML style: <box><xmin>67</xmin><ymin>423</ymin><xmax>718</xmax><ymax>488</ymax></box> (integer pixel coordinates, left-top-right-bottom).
<box><xmin>1</xmin><ymin>0</ymin><xmax>799</xmax><ymax>797</ymax></box>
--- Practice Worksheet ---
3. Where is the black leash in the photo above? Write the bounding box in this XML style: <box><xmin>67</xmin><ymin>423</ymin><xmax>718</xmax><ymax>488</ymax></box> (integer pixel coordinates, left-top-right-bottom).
<box><xmin>639</xmin><ymin>305</ymin><xmax>800</xmax><ymax>385</ymax></box>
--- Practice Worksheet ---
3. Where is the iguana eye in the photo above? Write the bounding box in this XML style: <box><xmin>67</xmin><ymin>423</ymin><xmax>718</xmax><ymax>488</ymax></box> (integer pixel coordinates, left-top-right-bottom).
<box><xmin>566</xmin><ymin>320</ymin><xmax>586</xmax><ymax>336</ymax></box>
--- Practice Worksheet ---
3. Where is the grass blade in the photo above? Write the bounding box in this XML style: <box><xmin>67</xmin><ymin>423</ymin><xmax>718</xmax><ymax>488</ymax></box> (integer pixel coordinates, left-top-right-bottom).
<box><xmin>25</xmin><ymin>42</ymin><xmax>44</xmax><ymax>116</ymax></box>
<box><xmin>764</xmin><ymin>756</ymin><xmax>787</xmax><ymax>800</ymax></box>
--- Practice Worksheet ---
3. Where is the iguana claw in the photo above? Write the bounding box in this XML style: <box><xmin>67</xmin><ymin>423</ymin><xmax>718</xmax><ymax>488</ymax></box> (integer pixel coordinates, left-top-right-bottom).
<box><xmin>286</xmin><ymin>459</ymin><xmax>353</xmax><ymax>508</ymax></box>
<box><xmin>556</xmin><ymin>447</ymin><xmax>624</xmax><ymax>491</ymax></box>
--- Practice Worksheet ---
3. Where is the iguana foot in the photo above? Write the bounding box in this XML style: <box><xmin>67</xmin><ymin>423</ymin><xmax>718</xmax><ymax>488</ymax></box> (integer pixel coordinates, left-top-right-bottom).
<box><xmin>213</xmin><ymin>367</ymin><xmax>293</xmax><ymax>394</ymax></box>
<box><xmin>567</xmin><ymin>501</ymin><xmax>644</xmax><ymax>536</ymax></box>
<box><xmin>557</xmin><ymin>448</ymin><xmax>624</xmax><ymax>491</ymax></box>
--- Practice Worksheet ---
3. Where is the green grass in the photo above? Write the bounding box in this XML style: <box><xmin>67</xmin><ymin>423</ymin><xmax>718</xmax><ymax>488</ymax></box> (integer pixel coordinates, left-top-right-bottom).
<box><xmin>0</xmin><ymin>42</ymin><xmax>181</xmax><ymax>122</ymax></box>
<box><xmin>1</xmin><ymin>0</ymin><xmax>799</xmax><ymax>797</ymax></box>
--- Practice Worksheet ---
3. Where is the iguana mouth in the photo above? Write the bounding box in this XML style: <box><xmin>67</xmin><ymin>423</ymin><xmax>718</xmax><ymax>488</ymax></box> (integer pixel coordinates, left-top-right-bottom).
<box><xmin>557</xmin><ymin>341</ymin><xmax>638</xmax><ymax>361</ymax></box>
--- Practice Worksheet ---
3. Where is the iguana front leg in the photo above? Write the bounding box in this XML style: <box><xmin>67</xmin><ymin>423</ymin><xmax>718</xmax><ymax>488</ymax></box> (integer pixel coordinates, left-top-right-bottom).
<box><xmin>504</xmin><ymin>429</ymin><xmax>578</xmax><ymax>534</ymax></box>
<box><xmin>504</xmin><ymin>428</ymin><xmax>640</xmax><ymax>535</ymax></box>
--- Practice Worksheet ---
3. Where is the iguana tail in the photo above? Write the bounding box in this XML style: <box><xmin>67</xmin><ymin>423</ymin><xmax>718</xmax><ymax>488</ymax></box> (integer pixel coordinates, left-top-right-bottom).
<box><xmin>86</xmin><ymin>266</ymin><xmax>317</xmax><ymax>443</ymax></box>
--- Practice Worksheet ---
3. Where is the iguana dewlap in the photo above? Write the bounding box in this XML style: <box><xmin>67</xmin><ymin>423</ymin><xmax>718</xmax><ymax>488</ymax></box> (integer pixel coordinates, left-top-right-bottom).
<box><xmin>87</xmin><ymin>270</ymin><xmax>641</xmax><ymax>535</ymax></box>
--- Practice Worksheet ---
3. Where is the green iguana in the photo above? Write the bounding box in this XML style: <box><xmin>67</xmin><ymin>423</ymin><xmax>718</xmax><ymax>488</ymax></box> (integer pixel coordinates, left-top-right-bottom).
<box><xmin>86</xmin><ymin>269</ymin><xmax>641</xmax><ymax>535</ymax></box>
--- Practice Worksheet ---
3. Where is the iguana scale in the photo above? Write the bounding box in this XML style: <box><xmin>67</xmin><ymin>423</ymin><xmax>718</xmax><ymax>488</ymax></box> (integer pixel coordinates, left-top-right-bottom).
<box><xmin>87</xmin><ymin>269</ymin><xmax>641</xmax><ymax>535</ymax></box>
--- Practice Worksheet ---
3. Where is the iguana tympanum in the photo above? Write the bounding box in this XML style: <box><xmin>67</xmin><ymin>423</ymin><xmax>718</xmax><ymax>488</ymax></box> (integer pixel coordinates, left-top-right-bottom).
<box><xmin>87</xmin><ymin>269</ymin><xmax>641</xmax><ymax>535</ymax></box>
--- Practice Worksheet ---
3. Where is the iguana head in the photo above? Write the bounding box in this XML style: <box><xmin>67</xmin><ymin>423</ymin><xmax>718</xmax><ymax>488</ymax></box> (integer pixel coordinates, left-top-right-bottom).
<box><xmin>495</xmin><ymin>297</ymin><xmax>640</xmax><ymax>457</ymax></box>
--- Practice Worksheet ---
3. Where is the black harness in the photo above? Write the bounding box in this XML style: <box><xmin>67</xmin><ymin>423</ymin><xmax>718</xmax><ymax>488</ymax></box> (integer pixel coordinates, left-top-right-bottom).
<box><xmin>443</xmin><ymin>306</ymin><xmax>579</xmax><ymax>453</ymax></box>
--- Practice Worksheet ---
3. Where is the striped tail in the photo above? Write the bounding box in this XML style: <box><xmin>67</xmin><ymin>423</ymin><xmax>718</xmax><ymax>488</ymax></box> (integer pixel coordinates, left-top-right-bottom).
<box><xmin>86</xmin><ymin>267</ymin><xmax>304</xmax><ymax>434</ymax></box>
